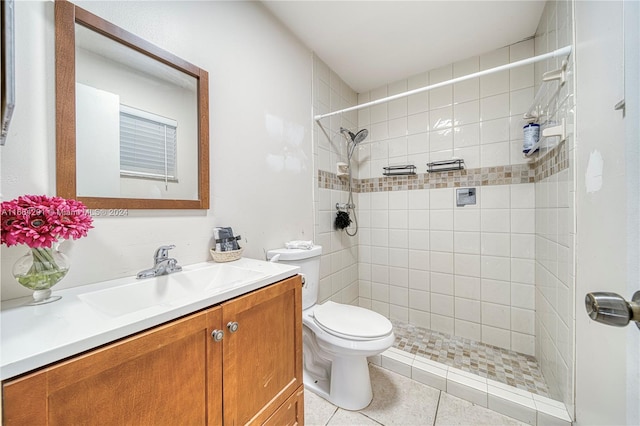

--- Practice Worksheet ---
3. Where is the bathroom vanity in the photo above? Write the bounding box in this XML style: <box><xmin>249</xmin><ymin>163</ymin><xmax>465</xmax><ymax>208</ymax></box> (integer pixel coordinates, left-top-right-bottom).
<box><xmin>1</xmin><ymin>259</ymin><xmax>303</xmax><ymax>425</ymax></box>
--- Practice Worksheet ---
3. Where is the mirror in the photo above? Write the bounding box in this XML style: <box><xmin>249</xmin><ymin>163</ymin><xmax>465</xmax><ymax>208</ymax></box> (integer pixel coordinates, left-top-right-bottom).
<box><xmin>55</xmin><ymin>1</ymin><xmax>209</xmax><ymax>209</ymax></box>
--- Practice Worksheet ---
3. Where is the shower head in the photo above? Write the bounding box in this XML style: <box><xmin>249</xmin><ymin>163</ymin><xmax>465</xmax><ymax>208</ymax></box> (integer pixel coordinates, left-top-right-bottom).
<box><xmin>340</xmin><ymin>127</ymin><xmax>369</xmax><ymax>145</ymax></box>
<box><xmin>352</xmin><ymin>128</ymin><xmax>368</xmax><ymax>144</ymax></box>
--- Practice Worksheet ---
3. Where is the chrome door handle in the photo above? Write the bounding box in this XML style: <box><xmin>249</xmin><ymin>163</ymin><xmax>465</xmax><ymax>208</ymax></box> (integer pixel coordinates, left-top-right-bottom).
<box><xmin>227</xmin><ymin>321</ymin><xmax>239</xmax><ymax>333</ymax></box>
<box><xmin>585</xmin><ymin>291</ymin><xmax>640</xmax><ymax>329</ymax></box>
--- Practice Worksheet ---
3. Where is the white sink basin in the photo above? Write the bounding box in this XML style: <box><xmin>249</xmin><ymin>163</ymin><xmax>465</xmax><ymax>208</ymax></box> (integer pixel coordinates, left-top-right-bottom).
<box><xmin>78</xmin><ymin>263</ymin><xmax>267</xmax><ymax>317</ymax></box>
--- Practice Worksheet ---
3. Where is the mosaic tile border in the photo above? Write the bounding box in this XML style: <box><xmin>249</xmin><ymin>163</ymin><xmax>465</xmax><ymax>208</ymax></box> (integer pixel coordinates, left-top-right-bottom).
<box><xmin>532</xmin><ymin>140</ymin><xmax>568</xmax><ymax>182</ymax></box>
<box><xmin>318</xmin><ymin>140</ymin><xmax>567</xmax><ymax>192</ymax></box>
<box><xmin>356</xmin><ymin>164</ymin><xmax>535</xmax><ymax>193</ymax></box>
<box><xmin>318</xmin><ymin>169</ymin><xmax>352</xmax><ymax>191</ymax></box>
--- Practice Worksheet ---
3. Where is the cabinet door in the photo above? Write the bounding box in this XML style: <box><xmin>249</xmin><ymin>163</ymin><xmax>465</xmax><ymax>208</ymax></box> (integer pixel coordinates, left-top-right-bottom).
<box><xmin>3</xmin><ymin>310</ymin><xmax>213</xmax><ymax>426</ymax></box>
<box><xmin>221</xmin><ymin>275</ymin><xmax>302</xmax><ymax>425</ymax></box>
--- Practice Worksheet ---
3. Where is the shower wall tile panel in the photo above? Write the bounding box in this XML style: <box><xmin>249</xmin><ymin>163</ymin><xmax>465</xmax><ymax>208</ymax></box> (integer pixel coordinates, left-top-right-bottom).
<box><xmin>533</xmin><ymin>0</ymin><xmax>575</xmax><ymax>413</ymax></box>
<box><xmin>316</xmin><ymin>161</ymin><xmax>566</xmax><ymax>357</ymax></box>
<box><xmin>312</xmin><ymin>55</ymin><xmax>360</xmax><ymax>306</ymax></box>
<box><xmin>355</xmin><ymin>180</ymin><xmax>538</xmax><ymax>356</ymax></box>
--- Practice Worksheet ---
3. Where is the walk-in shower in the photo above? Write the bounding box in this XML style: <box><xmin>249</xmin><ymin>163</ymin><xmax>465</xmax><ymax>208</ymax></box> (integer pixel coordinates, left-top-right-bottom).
<box><xmin>338</xmin><ymin>127</ymin><xmax>368</xmax><ymax>236</ymax></box>
<box><xmin>312</xmin><ymin>2</ymin><xmax>576</xmax><ymax>416</ymax></box>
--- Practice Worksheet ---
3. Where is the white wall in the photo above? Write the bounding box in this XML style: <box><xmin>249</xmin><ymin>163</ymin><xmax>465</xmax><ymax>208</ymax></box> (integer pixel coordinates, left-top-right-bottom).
<box><xmin>1</xmin><ymin>1</ymin><xmax>313</xmax><ymax>300</ymax></box>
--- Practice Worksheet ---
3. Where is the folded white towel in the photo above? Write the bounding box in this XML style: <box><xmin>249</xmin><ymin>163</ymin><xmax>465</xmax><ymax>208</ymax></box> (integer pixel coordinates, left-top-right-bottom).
<box><xmin>285</xmin><ymin>240</ymin><xmax>314</xmax><ymax>250</ymax></box>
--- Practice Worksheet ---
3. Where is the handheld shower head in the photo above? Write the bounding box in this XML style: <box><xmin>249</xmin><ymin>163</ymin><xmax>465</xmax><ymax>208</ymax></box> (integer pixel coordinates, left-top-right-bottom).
<box><xmin>337</xmin><ymin>127</ymin><xmax>367</xmax><ymax>237</ymax></box>
<box><xmin>352</xmin><ymin>128</ymin><xmax>368</xmax><ymax>144</ymax></box>
<box><xmin>340</xmin><ymin>127</ymin><xmax>369</xmax><ymax>145</ymax></box>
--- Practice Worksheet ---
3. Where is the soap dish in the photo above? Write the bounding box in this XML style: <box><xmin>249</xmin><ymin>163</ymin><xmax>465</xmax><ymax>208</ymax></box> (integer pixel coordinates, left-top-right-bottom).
<box><xmin>210</xmin><ymin>247</ymin><xmax>244</xmax><ymax>263</ymax></box>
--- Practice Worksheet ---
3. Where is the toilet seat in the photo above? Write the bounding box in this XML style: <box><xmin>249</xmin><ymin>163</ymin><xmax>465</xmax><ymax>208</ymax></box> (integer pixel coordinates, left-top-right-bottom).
<box><xmin>312</xmin><ymin>301</ymin><xmax>393</xmax><ymax>341</ymax></box>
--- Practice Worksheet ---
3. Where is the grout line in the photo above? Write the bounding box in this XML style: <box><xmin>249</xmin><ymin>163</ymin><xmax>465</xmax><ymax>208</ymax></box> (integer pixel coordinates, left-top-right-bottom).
<box><xmin>432</xmin><ymin>391</ymin><xmax>442</xmax><ymax>426</ymax></box>
<box><xmin>324</xmin><ymin>406</ymin><xmax>339</xmax><ymax>426</ymax></box>
<box><xmin>360</xmin><ymin>412</ymin><xmax>385</xmax><ymax>426</ymax></box>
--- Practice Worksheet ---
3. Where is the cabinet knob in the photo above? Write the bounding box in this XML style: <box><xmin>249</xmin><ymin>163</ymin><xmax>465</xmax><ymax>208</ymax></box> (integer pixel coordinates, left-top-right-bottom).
<box><xmin>211</xmin><ymin>329</ymin><xmax>224</xmax><ymax>342</ymax></box>
<box><xmin>227</xmin><ymin>321</ymin><xmax>239</xmax><ymax>333</ymax></box>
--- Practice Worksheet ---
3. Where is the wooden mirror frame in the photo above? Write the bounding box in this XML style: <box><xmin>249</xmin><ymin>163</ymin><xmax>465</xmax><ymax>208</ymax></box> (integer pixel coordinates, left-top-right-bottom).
<box><xmin>1</xmin><ymin>0</ymin><xmax>16</xmax><ymax>146</ymax></box>
<box><xmin>55</xmin><ymin>1</ymin><xmax>209</xmax><ymax>209</ymax></box>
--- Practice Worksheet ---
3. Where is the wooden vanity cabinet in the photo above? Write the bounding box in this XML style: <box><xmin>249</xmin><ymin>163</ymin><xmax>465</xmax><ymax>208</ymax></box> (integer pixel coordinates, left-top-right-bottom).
<box><xmin>2</xmin><ymin>275</ymin><xmax>303</xmax><ymax>426</ymax></box>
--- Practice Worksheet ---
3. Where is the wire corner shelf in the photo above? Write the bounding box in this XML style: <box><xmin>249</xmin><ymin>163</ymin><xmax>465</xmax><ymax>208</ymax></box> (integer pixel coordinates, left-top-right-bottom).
<box><xmin>427</xmin><ymin>159</ymin><xmax>465</xmax><ymax>173</ymax></box>
<box><xmin>383</xmin><ymin>165</ymin><xmax>416</xmax><ymax>176</ymax></box>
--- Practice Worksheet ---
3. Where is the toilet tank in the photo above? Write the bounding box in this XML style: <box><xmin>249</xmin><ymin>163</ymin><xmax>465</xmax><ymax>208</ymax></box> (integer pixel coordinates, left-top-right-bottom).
<box><xmin>266</xmin><ymin>245</ymin><xmax>322</xmax><ymax>310</ymax></box>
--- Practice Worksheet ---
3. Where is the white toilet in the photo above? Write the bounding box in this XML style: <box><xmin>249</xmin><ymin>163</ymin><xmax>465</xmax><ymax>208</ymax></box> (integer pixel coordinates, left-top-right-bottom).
<box><xmin>267</xmin><ymin>245</ymin><xmax>395</xmax><ymax>410</ymax></box>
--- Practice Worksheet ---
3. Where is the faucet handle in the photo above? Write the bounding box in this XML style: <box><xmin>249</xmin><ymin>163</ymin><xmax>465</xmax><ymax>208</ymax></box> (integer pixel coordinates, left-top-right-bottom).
<box><xmin>167</xmin><ymin>258</ymin><xmax>182</xmax><ymax>273</ymax></box>
<box><xmin>154</xmin><ymin>244</ymin><xmax>176</xmax><ymax>260</ymax></box>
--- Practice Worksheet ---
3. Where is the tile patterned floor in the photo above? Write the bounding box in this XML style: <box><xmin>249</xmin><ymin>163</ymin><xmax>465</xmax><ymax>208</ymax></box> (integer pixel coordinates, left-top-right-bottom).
<box><xmin>304</xmin><ymin>364</ymin><xmax>529</xmax><ymax>426</ymax></box>
<box><xmin>391</xmin><ymin>320</ymin><xmax>550</xmax><ymax>397</ymax></box>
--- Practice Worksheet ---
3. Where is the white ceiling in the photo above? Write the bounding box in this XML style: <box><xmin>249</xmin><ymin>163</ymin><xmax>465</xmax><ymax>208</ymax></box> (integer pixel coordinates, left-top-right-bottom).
<box><xmin>261</xmin><ymin>1</ymin><xmax>546</xmax><ymax>93</ymax></box>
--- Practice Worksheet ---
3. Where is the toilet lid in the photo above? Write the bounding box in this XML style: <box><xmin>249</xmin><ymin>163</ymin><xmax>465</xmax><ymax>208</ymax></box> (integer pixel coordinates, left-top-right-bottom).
<box><xmin>313</xmin><ymin>301</ymin><xmax>393</xmax><ymax>339</ymax></box>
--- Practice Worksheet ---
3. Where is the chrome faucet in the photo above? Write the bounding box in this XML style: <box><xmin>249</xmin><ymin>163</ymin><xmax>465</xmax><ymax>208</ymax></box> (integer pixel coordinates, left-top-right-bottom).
<box><xmin>136</xmin><ymin>245</ymin><xmax>183</xmax><ymax>279</ymax></box>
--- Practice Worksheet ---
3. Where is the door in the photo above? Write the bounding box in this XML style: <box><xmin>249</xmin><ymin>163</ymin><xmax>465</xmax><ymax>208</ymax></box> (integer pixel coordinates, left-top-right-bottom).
<box><xmin>575</xmin><ymin>1</ymin><xmax>640</xmax><ymax>425</ymax></box>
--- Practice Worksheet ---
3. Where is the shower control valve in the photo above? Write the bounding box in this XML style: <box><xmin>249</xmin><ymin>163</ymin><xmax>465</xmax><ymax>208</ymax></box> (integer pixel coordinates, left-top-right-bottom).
<box><xmin>335</xmin><ymin>202</ymin><xmax>355</xmax><ymax>210</ymax></box>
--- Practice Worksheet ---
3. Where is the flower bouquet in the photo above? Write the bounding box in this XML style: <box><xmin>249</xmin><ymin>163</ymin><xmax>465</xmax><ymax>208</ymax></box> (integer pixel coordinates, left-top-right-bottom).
<box><xmin>1</xmin><ymin>195</ymin><xmax>93</xmax><ymax>304</ymax></box>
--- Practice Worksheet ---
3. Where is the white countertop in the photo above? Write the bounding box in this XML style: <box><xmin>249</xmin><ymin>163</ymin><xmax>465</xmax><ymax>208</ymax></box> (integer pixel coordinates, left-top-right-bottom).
<box><xmin>0</xmin><ymin>258</ymin><xmax>299</xmax><ymax>381</ymax></box>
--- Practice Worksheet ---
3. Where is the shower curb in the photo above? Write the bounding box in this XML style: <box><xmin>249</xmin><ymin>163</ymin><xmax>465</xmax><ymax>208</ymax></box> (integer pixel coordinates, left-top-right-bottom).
<box><xmin>370</xmin><ymin>348</ymin><xmax>572</xmax><ymax>426</ymax></box>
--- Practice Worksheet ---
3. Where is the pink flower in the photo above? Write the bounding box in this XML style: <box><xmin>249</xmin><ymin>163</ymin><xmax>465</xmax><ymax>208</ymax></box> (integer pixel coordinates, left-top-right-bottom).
<box><xmin>1</xmin><ymin>195</ymin><xmax>93</xmax><ymax>248</ymax></box>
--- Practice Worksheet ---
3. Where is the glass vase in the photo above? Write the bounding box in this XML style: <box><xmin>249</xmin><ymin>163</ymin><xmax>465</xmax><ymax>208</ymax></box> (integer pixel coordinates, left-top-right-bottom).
<box><xmin>12</xmin><ymin>244</ymin><xmax>69</xmax><ymax>304</ymax></box>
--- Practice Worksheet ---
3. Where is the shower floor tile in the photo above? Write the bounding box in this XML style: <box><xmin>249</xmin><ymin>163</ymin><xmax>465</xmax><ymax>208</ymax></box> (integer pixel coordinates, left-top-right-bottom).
<box><xmin>391</xmin><ymin>320</ymin><xmax>550</xmax><ymax>397</ymax></box>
